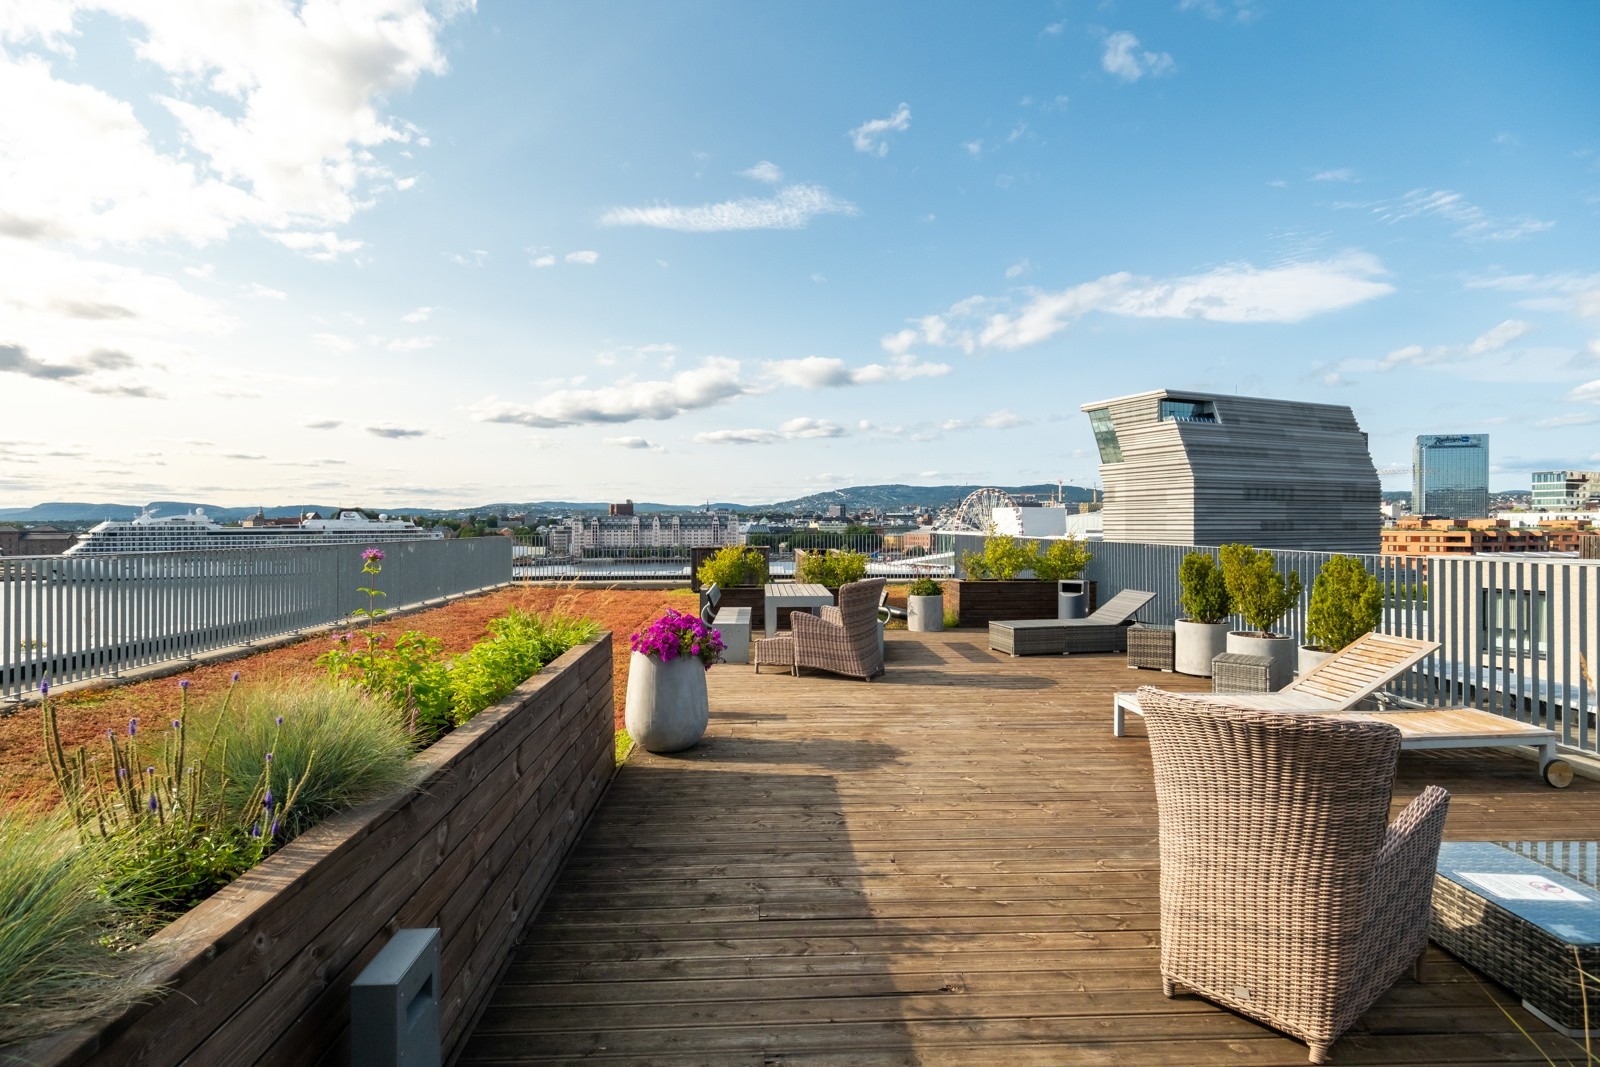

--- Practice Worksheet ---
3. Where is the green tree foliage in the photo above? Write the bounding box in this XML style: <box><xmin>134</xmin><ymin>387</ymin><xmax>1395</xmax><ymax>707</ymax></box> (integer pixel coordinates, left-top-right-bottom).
<box><xmin>1305</xmin><ymin>555</ymin><xmax>1383</xmax><ymax>651</ymax></box>
<box><xmin>1031</xmin><ymin>537</ymin><xmax>1094</xmax><ymax>581</ymax></box>
<box><xmin>1218</xmin><ymin>543</ymin><xmax>1302</xmax><ymax>636</ymax></box>
<box><xmin>907</xmin><ymin>577</ymin><xmax>943</xmax><ymax>597</ymax></box>
<box><xmin>1178</xmin><ymin>551</ymin><xmax>1231</xmax><ymax>624</ymax></box>
<box><xmin>695</xmin><ymin>545</ymin><xmax>769</xmax><ymax>588</ymax></box>
<box><xmin>796</xmin><ymin>549</ymin><xmax>869</xmax><ymax>588</ymax></box>
<box><xmin>961</xmin><ymin>534</ymin><xmax>1038</xmax><ymax>580</ymax></box>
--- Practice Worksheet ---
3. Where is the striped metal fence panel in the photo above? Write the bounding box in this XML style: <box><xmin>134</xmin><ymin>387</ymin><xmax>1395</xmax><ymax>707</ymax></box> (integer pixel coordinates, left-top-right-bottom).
<box><xmin>1</xmin><ymin>538</ymin><xmax>512</xmax><ymax>700</ymax></box>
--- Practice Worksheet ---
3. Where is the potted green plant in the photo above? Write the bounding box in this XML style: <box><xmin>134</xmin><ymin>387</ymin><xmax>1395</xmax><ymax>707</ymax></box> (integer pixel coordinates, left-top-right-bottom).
<box><xmin>1174</xmin><ymin>551</ymin><xmax>1232</xmax><ymax>677</ymax></box>
<box><xmin>695</xmin><ymin>544</ymin><xmax>769</xmax><ymax>618</ymax></box>
<box><xmin>906</xmin><ymin>577</ymin><xmax>945</xmax><ymax>632</ymax></box>
<box><xmin>1219</xmin><ymin>543</ymin><xmax>1303</xmax><ymax>689</ymax></box>
<box><xmin>1301</xmin><ymin>555</ymin><xmax>1382</xmax><ymax>675</ymax></box>
<box><xmin>949</xmin><ymin>534</ymin><xmax>1077</xmax><ymax>627</ymax></box>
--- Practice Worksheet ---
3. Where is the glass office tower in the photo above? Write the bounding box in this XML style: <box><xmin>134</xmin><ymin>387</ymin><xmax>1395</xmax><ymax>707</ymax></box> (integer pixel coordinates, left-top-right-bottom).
<box><xmin>1413</xmin><ymin>434</ymin><xmax>1490</xmax><ymax>518</ymax></box>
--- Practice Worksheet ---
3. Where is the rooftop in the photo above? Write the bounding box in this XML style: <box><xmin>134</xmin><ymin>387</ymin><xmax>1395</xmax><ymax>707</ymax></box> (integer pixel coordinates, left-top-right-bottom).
<box><xmin>460</xmin><ymin>631</ymin><xmax>1596</xmax><ymax>1064</ymax></box>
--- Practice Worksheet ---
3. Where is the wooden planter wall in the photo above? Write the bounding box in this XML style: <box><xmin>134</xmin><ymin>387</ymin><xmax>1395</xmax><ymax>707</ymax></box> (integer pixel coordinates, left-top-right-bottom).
<box><xmin>26</xmin><ymin>636</ymin><xmax>616</xmax><ymax>1067</ymax></box>
<box><xmin>947</xmin><ymin>580</ymin><xmax>1097</xmax><ymax>628</ymax></box>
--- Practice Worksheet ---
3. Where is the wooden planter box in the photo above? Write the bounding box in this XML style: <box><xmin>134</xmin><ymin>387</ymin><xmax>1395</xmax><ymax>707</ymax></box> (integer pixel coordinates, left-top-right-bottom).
<box><xmin>22</xmin><ymin>637</ymin><xmax>616</xmax><ymax>1067</ymax></box>
<box><xmin>947</xmin><ymin>579</ymin><xmax>1058</xmax><ymax>628</ymax></box>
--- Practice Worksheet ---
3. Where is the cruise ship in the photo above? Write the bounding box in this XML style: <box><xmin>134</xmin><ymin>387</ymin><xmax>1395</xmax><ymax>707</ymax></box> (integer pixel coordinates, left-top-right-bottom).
<box><xmin>64</xmin><ymin>508</ymin><xmax>445</xmax><ymax>555</ymax></box>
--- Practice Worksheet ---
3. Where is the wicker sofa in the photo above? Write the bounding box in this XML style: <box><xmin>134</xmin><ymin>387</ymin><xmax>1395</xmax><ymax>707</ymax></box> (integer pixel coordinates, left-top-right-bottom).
<box><xmin>754</xmin><ymin>578</ymin><xmax>885</xmax><ymax>681</ymax></box>
<box><xmin>1138</xmin><ymin>687</ymin><xmax>1450</xmax><ymax>1064</ymax></box>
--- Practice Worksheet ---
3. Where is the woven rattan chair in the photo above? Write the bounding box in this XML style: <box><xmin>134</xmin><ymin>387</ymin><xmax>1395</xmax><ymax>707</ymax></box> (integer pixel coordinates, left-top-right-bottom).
<box><xmin>754</xmin><ymin>578</ymin><xmax>885</xmax><ymax>680</ymax></box>
<box><xmin>989</xmin><ymin>588</ymin><xmax>1155</xmax><ymax>656</ymax></box>
<box><xmin>1138</xmin><ymin>687</ymin><xmax>1450</xmax><ymax>1064</ymax></box>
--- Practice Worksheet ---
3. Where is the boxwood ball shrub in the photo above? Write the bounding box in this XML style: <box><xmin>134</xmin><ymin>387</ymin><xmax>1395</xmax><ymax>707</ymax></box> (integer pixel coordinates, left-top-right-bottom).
<box><xmin>907</xmin><ymin>577</ymin><xmax>942</xmax><ymax>598</ymax></box>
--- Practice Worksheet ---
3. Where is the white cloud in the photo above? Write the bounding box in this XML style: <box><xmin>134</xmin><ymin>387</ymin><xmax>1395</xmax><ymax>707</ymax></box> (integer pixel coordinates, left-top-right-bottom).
<box><xmin>1467</xmin><ymin>319</ymin><xmax>1534</xmax><ymax>354</ymax></box>
<box><xmin>908</xmin><ymin>253</ymin><xmax>1393</xmax><ymax>354</ymax></box>
<box><xmin>740</xmin><ymin>160</ymin><xmax>783</xmax><ymax>183</ymax></box>
<box><xmin>1365</xmin><ymin>189</ymin><xmax>1554</xmax><ymax>242</ymax></box>
<box><xmin>446</xmin><ymin>248</ymin><xmax>488</xmax><ymax>267</ymax></box>
<box><xmin>1102</xmin><ymin>32</ymin><xmax>1174</xmax><ymax>82</ymax></box>
<box><xmin>599</xmin><ymin>184</ymin><xmax>857</xmax><ymax>232</ymax></box>
<box><xmin>604</xmin><ymin>436</ymin><xmax>662</xmax><ymax>451</ymax></box>
<box><xmin>1312</xmin><ymin>168</ymin><xmax>1356</xmax><ymax>182</ymax></box>
<box><xmin>849</xmin><ymin>104</ymin><xmax>911</xmax><ymax>156</ymax></box>
<box><xmin>1005</xmin><ymin>259</ymin><xmax>1030</xmax><ymax>279</ymax></box>
<box><xmin>564</xmin><ymin>249</ymin><xmax>599</xmax><ymax>265</ymax></box>
<box><xmin>1179</xmin><ymin>0</ymin><xmax>1264</xmax><ymax>20</ymax></box>
<box><xmin>880</xmin><ymin>329</ymin><xmax>919</xmax><ymax>355</ymax></box>
<box><xmin>386</xmin><ymin>336</ymin><xmax>437</xmax><ymax>352</ymax></box>
<box><xmin>365</xmin><ymin>423</ymin><xmax>428</xmax><ymax>439</ymax></box>
<box><xmin>305</xmin><ymin>419</ymin><xmax>342</xmax><ymax>430</ymax></box>
<box><xmin>1465</xmin><ymin>272</ymin><xmax>1600</xmax><ymax>318</ymax></box>
<box><xmin>1571</xmin><ymin>380</ymin><xmax>1600</xmax><ymax>405</ymax></box>
<box><xmin>1537</xmin><ymin>412</ymin><xmax>1600</xmax><ymax>428</ymax></box>
<box><xmin>692</xmin><ymin>416</ymin><xmax>846</xmax><ymax>445</ymax></box>
<box><xmin>764</xmin><ymin>354</ymin><xmax>951</xmax><ymax>388</ymax></box>
<box><xmin>312</xmin><ymin>332</ymin><xmax>356</xmax><ymax>352</ymax></box>
<box><xmin>267</xmin><ymin>230</ymin><xmax>364</xmax><ymax>261</ymax></box>
<box><xmin>401</xmin><ymin>306</ymin><xmax>434</xmax><ymax>323</ymax></box>
<box><xmin>963</xmin><ymin>139</ymin><xmax>984</xmax><ymax>159</ymax></box>
<box><xmin>473</xmin><ymin>358</ymin><xmax>745</xmax><ymax>428</ymax></box>
<box><xmin>529</xmin><ymin>253</ymin><xmax>555</xmax><ymax>268</ymax></box>
<box><xmin>245</xmin><ymin>282</ymin><xmax>286</xmax><ymax>300</ymax></box>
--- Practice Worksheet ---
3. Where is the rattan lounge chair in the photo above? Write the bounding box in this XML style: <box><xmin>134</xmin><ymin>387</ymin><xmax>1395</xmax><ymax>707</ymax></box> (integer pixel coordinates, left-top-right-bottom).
<box><xmin>754</xmin><ymin>577</ymin><xmax>885</xmax><ymax>680</ymax></box>
<box><xmin>988</xmin><ymin>588</ymin><xmax>1155</xmax><ymax>656</ymax></box>
<box><xmin>1140</xmin><ymin>687</ymin><xmax>1450</xmax><ymax>1064</ymax></box>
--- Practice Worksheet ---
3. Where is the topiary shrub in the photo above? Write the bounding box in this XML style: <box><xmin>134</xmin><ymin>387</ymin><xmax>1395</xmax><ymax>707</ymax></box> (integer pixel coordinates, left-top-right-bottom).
<box><xmin>1178</xmin><ymin>551</ymin><xmax>1231</xmax><ymax>624</ymax></box>
<box><xmin>961</xmin><ymin>534</ymin><xmax>1039</xmax><ymax>580</ymax></box>
<box><xmin>1031</xmin><ymin>537</ymin><xmax>1094</xmax><ymax>581</ymax></box>
<box><xmin>1305</xmin><ymin>555</ymin><xmax>1383</xmax><ymax>652</ymax></box>
<box><xmin>1218</xmin><ymin>543</ymin><xmax>1302</xmax><ymax>636</ymax></box>
<box><xmin>907</xmin><ymin>577</ymin><xmax>943</xmax><ymax>598</ymax></box>
<box><xmin>696</xmin><ymin>545</ymin><xmax>769</xmax><ymax>589</ymax></box>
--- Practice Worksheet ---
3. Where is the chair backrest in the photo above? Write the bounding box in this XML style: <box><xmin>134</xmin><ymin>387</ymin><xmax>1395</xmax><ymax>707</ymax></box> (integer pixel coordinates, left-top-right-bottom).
<box><xmin>1138</xmin><ymin>686</ymin><xmax>1401</xmax><ymax>963</ymax></box>
<box><xmin>699</xmin><ymin>583</ymin><xmax>721</xmax><ymax>626</ymax></box>
<box><xmin>1086</xmin><ymin>588</ymin><xmax>1156</xmax><ymax>624</ymax></box>
<box><xmin>1286</xmin><ymin>631</ymin><xmax>1438</xmax><ymax>708</ymax></box>
<box><xmin>836</xmin><ymin>578</ymin><xmax>886</xmax><ymax>635</ymax></box>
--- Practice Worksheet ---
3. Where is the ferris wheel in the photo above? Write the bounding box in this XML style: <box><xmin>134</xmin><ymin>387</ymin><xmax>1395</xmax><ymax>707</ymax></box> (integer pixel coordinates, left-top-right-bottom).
<box><xmin>948</xmin><ymin>487</ymin><xmax>1018</xmax><ymax>532</ymax></box>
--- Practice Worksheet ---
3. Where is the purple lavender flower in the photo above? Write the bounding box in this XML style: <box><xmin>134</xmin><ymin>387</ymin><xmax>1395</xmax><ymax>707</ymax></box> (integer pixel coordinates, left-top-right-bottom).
<box><xmin>270</xmin><ymin>820</ymin><xmax>280</xmax><ymax>837</ymax></box>
<box><xmin>146</xmin><ymin>766</ymin><xmax>154</xmax><ymax>775</ymax></box>
<box><xmin>250</xmin><ymin>823</ymin><xmax>261</xmax><ymax>838</ymax></box>
<box><xmin>172</xmin><ymin>719</ymin><xmax>182</xmax><ymax>729</ymax></box>
<box><xmin>38</xmin><ymin>680</ymin><xmax>49</xmax><ymax>697</ymax></box>
<box><xmin>148</xmin><ymin>792</ymin><xmax>158</xmax><ymax>812</ymax></box>
<box><xmin>275</xmin><ymin>716</ymin><xmax>283</xmax><ymax>726</ymax></box>
<box><xmin>264</xmin><ymin>752</ymin><xmax>273</xmax><ymax>762</ymax></box>
<box><xmin>118</xmin><ymin>767</ymin><xmax>127</xmax><ymax>778</ymax></box>
<box><xmin>263</xmin><ymin>789</ymin><xmax>275</xmax><ymax>811</ymax></box>
<box><xmin>128</xmin><ymin>718</ymin><xmax>137</xmax><ymax>736</ymax></box>
<box><xmin>231</xmin><ymin>671</ymin><xmax>240</xmax><ymax>683</ymax></box>
<box><xmin>178</xmin><ymin>679</ymin><xmax>190</xmax><ymax>691</ymax></box>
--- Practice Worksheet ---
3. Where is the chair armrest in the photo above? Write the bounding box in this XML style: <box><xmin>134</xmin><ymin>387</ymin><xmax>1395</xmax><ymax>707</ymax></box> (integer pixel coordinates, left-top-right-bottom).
<box><xmin>1380</xmin><ymin>785</ymin><xmax>1450</xmax><ymax>868</ymax></box>
<box><xmin>1365</xmin><ymin>785</ymin><xmax>1450</xmax><ymax>959</ymax></box>
<box><xmin>820</xmin><ymin>605</ymin><xmax>843</xmax><ymax>627</ymax></box>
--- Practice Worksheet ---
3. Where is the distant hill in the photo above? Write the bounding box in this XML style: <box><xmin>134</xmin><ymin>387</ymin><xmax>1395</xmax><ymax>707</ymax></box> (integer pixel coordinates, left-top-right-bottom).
<box><xmin>0</xmin><ymin>484</ymin><xmax>1092</xmax><ymax>524</ymax></box>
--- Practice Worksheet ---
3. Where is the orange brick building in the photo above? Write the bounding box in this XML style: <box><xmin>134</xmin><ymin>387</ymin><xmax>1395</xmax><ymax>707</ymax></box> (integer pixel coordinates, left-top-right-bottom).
<box><xmin>1381</xmin><ymin>516</ymin><xmax>1594</xmax><ymax>556</ymax></box>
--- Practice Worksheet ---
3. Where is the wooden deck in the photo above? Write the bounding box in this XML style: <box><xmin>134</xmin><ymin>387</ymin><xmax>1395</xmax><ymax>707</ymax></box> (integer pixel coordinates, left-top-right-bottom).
<box><xmin>459</xmin><ymin>630</ymin><xmax>1597</xmax><ymax>1065</ymax></box>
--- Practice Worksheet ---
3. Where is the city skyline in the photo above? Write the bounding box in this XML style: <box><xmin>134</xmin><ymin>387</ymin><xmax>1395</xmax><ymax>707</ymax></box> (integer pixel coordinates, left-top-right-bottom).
<box><xmin>3</xmin><ymin>1</ymin><xmax>1599</xmax><ymax>509</ymax></box>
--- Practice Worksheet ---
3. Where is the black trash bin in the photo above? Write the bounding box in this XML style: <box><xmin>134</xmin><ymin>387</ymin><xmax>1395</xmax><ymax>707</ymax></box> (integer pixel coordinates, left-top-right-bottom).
<box><xmin>1057</xmin><ymin>580</ymin><xmax>1088</xmax><ymax>619</ymax></box>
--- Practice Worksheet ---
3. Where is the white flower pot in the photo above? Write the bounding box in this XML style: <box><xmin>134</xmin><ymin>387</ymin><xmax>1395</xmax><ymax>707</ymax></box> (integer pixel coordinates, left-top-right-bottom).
<box><xmin>907</xmin><ymin>594</ymin><xmax>945</xmax><ymax>633</ymax></box>
<box><xmin>1173</xmin><ymin>619</ymin><xmax>1229</xmax><ymax>676</ymax></box>
<box><xmin>1298</xmin><ymin>644</ymin><xmax>1336</xmax><ymax>677</ymax></box>
<box><xmin>625</xmin><ymin>651</ymin><xmax>709</xmax><ymax>753</ymax></box>
<box><xmin>1226</xmin><ymin>632</ymin><xmax>1297</xmax><ymax>691</ymax></box>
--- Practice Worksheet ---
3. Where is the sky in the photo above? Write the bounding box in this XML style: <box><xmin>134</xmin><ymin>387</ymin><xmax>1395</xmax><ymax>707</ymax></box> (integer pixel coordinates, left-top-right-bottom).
<box><xmin>2</xmin><ymin>0</ymin><xmax>1599</xmax><ymax>509</ymax></box>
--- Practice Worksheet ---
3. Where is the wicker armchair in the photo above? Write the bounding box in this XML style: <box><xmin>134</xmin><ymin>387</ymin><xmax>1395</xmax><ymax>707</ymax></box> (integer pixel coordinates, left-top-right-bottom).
<box><xmin>1138</xmin><ymin>687</ymin><xmax>1450</xmax><ymax>1064</ymax></box>
<box><xmin>755</xmin><ymin>578</ymin><xmax>885</xmax><ymax>680</ymax></box>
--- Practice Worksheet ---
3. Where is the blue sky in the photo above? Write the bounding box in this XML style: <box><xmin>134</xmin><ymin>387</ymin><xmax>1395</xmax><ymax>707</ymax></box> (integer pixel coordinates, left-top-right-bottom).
<box><xmin>2</xmin><ymin>1</ymin><xmax>1598</xmax><ymax>508</ymax></box>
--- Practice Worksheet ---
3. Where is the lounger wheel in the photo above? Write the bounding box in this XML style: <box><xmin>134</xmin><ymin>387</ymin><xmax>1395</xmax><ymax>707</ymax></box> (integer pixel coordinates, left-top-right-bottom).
<box><xmin>1541</xmin><ymin>759</ymin><xmax>1574</xmax><ymax>788</ymax></box>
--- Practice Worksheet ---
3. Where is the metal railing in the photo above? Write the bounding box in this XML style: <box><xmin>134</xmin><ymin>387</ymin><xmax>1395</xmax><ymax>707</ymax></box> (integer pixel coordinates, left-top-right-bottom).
<box><xmin>1</xmin><ymin>538</ymin><xmax>512</xmax><ymax>700</ymax></box>
<box><xmin>1081</xmin><ymin>541</ymin><xmax>1599</xmax><ymax>757</ymax></box>
<box><xmin>512</xmin><ymin>531</ymin><xmax>954</xmax><ymax>581</ymax></box>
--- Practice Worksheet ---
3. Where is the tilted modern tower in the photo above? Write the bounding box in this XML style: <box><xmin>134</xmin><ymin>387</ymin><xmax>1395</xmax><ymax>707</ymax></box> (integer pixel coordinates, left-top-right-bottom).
<box><xmin>1080</xmin><ymin>389</ymin><xmax>1381</xmax><ymax>552</ymax></box>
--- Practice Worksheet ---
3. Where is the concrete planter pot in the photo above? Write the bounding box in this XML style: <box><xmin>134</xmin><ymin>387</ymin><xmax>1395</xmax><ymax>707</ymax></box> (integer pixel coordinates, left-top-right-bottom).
<box><xmin>1174</xmin><ymin>619</ymin><xmax>1229</xmax><ymax>677</ymax></box>
<box><xmin>625</xmin><ymin>651</ymin><xmax>709</xmax><ymax>753</ymax></box>
<box><xmin>1226</xmin><ymin>632</ymin><xmax>1298</xmax><ymax>691</ymax></box>
<box><xmin>907</xmin><ymin>594</ymin><xmax>945</xmax><ymax>633</ymax></box>
<box><xmin>1298</xmin><ymin>644</ymin><xmax>1336</xmax><ymax>677</ymax></box>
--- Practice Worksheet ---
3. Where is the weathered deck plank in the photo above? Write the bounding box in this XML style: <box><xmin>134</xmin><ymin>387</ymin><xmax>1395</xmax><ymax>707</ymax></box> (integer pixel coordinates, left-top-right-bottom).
<box><xmin>458</xmin><ymin>630</ymin><xmax>1596</xmax><ymax>1065</ymax></box>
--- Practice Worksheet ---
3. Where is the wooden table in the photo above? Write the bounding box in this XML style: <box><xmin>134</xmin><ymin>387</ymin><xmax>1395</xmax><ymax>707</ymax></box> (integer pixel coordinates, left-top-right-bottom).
<box><xmin>762</xmin><ymin>582</ymin><xmax>833</xmax><ymax>638</ymax></box>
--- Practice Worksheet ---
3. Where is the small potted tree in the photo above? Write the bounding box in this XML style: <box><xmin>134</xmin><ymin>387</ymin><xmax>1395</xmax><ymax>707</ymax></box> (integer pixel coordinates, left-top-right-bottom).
<box><xmin>905</xmin><ymin>577</ymin><xmax>945</xmax><ymax>632</ymax></box>
<box><xmin>1301</xmin><ymin>554</ymin><xmax>1383</xmax><ymax>675</ymax></box>
<box><xmin>1174</xmin><ymin>551</ymin><xmax>1231</xmax><ymax>676</ymax></box>
<box><xmin>1219</xmin><ymin>543</ymin><xmax>1303</xmax><ymax>690</ymax></box>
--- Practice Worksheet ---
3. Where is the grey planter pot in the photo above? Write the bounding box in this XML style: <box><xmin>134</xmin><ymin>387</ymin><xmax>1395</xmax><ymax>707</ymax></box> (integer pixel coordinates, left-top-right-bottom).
<box><xmin>625</xmin><ymin>651</ymin><xmax>709</xmax><ymax>753</ymax></box>
<box><xmin>1174</xmin><ymin>619</ymin><xmax>1229</xmax><ymax>676</ymax></box>
<box><xmin>1298</xmin><ymin>644</ymin><xmax>1336</xmax><ymax>677</ymax></box>
<box><xmin>907</xmin><ymin>594</ymin><xmax>945</xmax><ymax>633</ymax></box>
<box><xmin>1226</xmin><ymin>631</ymin><xmax>1297</xmax><ymax>691</ymax></box>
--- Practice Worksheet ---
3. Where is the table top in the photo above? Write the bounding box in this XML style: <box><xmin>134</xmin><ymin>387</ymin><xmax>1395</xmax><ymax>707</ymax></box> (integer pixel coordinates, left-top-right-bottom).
<box><xmin>1437</xmin><ymin>841</ymin><xmax>1600</xmax><ymax>945</ymax></box>
<box><xmin>765</xmin><ymin>583</ymin><xmax>833</xmax><ymax>601</ymax></box>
